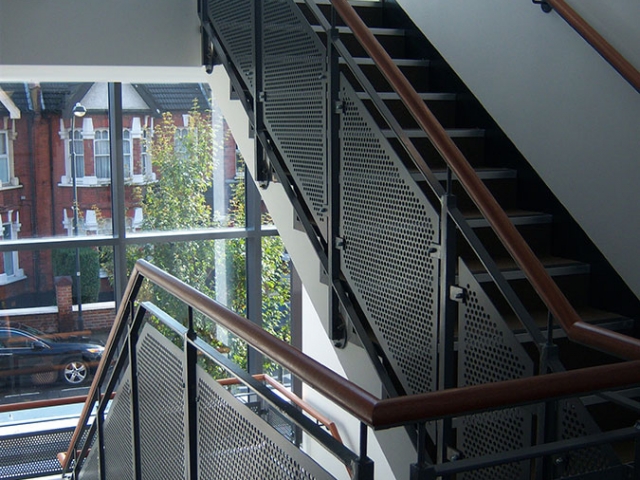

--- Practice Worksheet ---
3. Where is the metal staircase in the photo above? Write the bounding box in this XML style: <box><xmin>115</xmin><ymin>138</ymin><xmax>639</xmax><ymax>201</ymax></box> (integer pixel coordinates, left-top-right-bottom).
<box><xmin>199</xmin><ymin>0</ymin><xmax>640</xmax><ymax>478</ymax></box>
<box><xmin>52</xmin><ymin>1</ymin><xmax>640</xmax><ymax>479</ymax></box>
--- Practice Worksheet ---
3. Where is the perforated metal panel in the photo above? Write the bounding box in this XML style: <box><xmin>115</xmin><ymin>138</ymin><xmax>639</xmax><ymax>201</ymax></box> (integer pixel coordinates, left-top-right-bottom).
<box><xmin>457</xmin><ymin>260</ymin><xmax>533</xmax><ymax>480</ymax></box>
<box><xmin>77</xmin><ymin>441</ymin><xmax>100</xmax><ymax>480</ymax></box>
<box><xmin>196</xmin><ymin>368</ymin><xmax>333</xmax><ymax>480</ymax></box>
<box><xmin>556</xmin><ymin>399</ymin><xmax>620</xmax><ymax>478</ymax></box>
<box><xmin>339</xmin><ymin>80</ymin><xmax>439</xmax><ymax>395</ymax></box>
<box><xmin>0</xmin><ymin>427</ymin><xmax>73</xmax><ymax>479</ymax></box>
<box><xmin>103</xmin><ymin>375</ymin><xmax>135</xmax><ymax>480</ymax></box>
<box><xmin>137</xmin><ymin>325</ymin><xmax>187</xmax><ymax>480</ymax></box>
<box><xmin>207</xmin><ymin>0</ymin><xmax>255</xmax><ymax>90</ymax></box>
<box><xmin>262</xmin><ymin>0</ymin><xmax>328</xmax><ymax>222</ymax></box>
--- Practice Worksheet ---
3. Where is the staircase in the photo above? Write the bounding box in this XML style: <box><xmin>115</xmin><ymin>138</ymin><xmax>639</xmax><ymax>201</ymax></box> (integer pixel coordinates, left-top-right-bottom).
<box><xmin>198</xmin><ymin>0</ymin><xmax>640</xmax><ymax>477</ymax></box>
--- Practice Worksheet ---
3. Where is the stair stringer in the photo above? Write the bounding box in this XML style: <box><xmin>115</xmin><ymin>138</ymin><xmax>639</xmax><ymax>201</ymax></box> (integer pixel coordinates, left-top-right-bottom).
<box><xmin>207</xmin><ymin>65</ymin><xmax>415</xmax><ymax>480</ymax></box>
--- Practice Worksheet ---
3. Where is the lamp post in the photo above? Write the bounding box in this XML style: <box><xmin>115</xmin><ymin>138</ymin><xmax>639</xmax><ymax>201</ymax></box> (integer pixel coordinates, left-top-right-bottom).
<box><xmin>70</xmin><ymin>102</ymin><xmax>86</xmax><ymax>331</ymax></box>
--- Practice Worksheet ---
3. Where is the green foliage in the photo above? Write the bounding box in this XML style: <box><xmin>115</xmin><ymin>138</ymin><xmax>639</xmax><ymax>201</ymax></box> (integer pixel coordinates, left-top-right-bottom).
<box><xmin>52</xmin><ymin>248</ymin><xmax>101</xmax><ymax>303</ymax></box>
<box><xmin>118</xmin><ymin>102</ymin><xmax>291</xmax><ymax>378</ymax></box>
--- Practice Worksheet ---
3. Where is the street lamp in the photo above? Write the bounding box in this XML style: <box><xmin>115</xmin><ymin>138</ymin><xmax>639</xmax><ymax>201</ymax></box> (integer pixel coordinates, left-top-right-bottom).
<box><xmin>70</xmin><ymin>102</ymin><xmax>86</xmax><ymax>331</ymax></box>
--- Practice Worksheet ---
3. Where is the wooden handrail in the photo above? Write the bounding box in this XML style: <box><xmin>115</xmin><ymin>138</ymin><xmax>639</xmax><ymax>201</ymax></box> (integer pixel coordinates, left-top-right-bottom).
<box><xmin>329</xmin><ymin>0</ymin><xmax>640</xmax><ymax>360</ymax></box>
<box><xmin>0</xmin><ymin>395</ymin><xmax>91</xmax><ymax>414</ymax></box>
<box><xmin>546</xmin><ymin>0</ymin><xmax>640</xmax><ymax>93</ymax></box>
<box><xmin>63</xmin><ymin>260</ymin><xmax>640</xmax><ymax>472</ymax></box>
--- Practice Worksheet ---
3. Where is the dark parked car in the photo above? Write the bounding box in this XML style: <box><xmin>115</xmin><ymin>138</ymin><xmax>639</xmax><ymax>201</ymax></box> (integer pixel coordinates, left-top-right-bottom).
<box><xmin>0</xmin><ymin>327</ymin><xmax>104</xmax><ymax>387</ymax></box>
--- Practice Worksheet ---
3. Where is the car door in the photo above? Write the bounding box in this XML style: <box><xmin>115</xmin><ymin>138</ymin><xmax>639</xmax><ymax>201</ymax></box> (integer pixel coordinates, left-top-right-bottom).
<box><xmin>0</xmin><ymin>329</ymin><xmax>55</xmax><ymax>386</ymax></box>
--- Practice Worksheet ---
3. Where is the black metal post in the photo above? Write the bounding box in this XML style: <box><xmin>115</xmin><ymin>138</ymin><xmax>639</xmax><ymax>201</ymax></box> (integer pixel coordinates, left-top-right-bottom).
<box><xmin>327</xmin><ymin>10</ymin><xmax>347</xmax><ymax>348</ymax></box>
<box><xmin>352</xmin><ymin>422</ymin><xmax>374</xmax><ymax>480</ymax></box>
<box><xmin>185</xmin><ymin>306</ymin><xmax>199</xmax><ymax>480</ymax></box>
<box><xmin>108</xmin><ymin>83</ymin><xmax>127</xmax><ymax>309</ymax></box>
<box><xmin>411</xmin><ymin>422</ymin><xmax>435</xmax><ymax>480</ymax></box>
<box><xmin>436</xmin><ymin>173</ymin><xmax>457</xmax><ymax>464</ymax></box>
<box><xmin>128</xmin><ymin>316</ymin><xmax>142</xmax><ymax>480</ymax></box>
<box><xmin>538</xmin><ymin>311</ymin><xmax>559</xmax><ymax>480</ymax></box>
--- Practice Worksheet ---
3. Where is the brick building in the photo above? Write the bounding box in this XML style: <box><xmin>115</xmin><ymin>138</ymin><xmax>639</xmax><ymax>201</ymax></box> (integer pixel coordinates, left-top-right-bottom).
<box><xmin>0</xmin><ymin>82</ymin><xmax>238</xmax><ymax>312</ymax></box>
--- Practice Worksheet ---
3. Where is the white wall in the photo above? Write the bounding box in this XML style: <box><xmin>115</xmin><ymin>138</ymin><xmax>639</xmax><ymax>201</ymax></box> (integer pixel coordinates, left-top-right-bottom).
<box><xmin>397</xmin><ymin>0</ymin><xmax>640</xmax><ymax>298</ymax></box>
<box><xmin>0</xmin><ymin>0</ymin><xmax>201</xmax><ymax>68</ymax></box>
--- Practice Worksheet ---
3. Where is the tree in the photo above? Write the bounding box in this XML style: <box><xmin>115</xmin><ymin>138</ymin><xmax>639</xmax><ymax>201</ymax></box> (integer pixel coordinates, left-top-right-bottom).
<box><xmin>123</xmin><ymin>103</ymin><xmax>290</xmax><ymax>376</ymax></box>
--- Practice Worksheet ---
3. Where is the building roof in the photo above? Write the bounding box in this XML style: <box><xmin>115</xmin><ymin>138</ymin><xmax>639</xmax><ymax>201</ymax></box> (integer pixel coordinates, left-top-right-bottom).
<box><xmin>0</xmin><ymin>83</ymin><xmax>211</xmax><ymax>117</ymax></box>
<box><xmin>0</xmin><ymin>83</ymin><xmax>31</xmax><ymax>116</ymax></box>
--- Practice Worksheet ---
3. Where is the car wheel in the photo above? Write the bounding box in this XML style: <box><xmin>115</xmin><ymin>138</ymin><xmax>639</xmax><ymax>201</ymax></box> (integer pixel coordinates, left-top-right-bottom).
<box><xmin>61</xmin><ymin>359</ymin><xmax>89</xmax><ymax>386</ymax></box>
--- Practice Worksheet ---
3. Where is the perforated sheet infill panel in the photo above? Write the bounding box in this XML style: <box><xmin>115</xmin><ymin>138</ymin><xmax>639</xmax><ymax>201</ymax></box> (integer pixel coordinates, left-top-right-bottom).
<box><xmin>262</xmin><ymin>0</ymin><xmax>328</xmax><ymax>224</ymax></box>
<box><xmin>0</xmin><ymin>428</ymin><xmax>74</xmax><ymax>480</ymax></box>
<box><xmin>102</xmin><ymin>374</ymin><xmax>135</xmax><ymax>480</ymax></box>
<box><xmin>196</xmin><ymin>367</ymin><xmax>333</xmax><ymax>480</ymax></box>
<box><xmin>136</xmin><ymin>324</ymin><xmax>187</xmax><ymax>480</ymax></box>
<box><xmin>339</xmin><ymin>80</ymin><xmax>439</xmax><ymax>395</ymax></box>
<box><xmin>457</xmin><ymin>260</ymin><xmax>533</xmax><ymax>480</ymax></box>
<box><xmin>556</xmin><ymin>398</ymin><xmax>620</xmax><ymax>478</ymax></box>
<box><xmin>207</xmin><ymin>0</ymin><xmax>255</xmax><ymax>91</ymax></box>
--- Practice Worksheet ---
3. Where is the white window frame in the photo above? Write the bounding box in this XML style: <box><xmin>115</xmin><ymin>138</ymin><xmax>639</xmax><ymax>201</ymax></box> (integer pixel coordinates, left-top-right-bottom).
<box><xmin>0</xmin><ymin>212</ymin><xmax>25</xmax><ymax>285</ymax></box>
<box><xmin>68</xmin><ymin>129</ymin><xmax>85</xmax><ymax>179</ymax></box>
<box><xmin>94</xmin><ymin>129</ymin><xmax>110</xmax><ymax>180</ymax></box>
<box><xmin>123</xmin><ymin>129</ymin><xmax>132</xmax><ymax>179</ymax></box>
<box><xmin>0</xmin><ymin>131</ymin><xmax>10</xmax><ymax>185</ymax></box>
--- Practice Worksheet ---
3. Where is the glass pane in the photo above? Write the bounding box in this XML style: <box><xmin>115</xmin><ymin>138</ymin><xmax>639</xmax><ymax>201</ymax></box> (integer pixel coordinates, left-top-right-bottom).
<box><xmin>126</xmin><ymin>238</ymin><xmax>246</xmax><ymax>314</ymax></box>
<box><xmin>0</xmin><ymin>246</ymin><xmax>112</xmax><ymax>404</ymax></box>
<box><xmin>0</xmin><ymin>83</ymin><xmax>113</xmax><ymax>239</ymax></box>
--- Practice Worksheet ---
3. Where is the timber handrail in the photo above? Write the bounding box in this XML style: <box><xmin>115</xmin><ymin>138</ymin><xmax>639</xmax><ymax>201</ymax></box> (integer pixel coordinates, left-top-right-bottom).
<box><xmin>63</xmin><ymin>259</ymin><xmax>640</xmax><ymax>474</ymax></box>
<box><xmin>329</xmin><ymin>0</ymin><xmax>640</xmax><ymax>360</ymax></box>
<box><xmin>546</xmin><ymin>0</ymin><xmax>640</xmax><ymax>93</ymax></box>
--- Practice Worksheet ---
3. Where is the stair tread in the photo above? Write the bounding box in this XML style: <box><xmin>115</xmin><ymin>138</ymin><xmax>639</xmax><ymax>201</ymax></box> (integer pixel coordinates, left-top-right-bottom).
<box><xmin>411</xmin><ymin>167</ymin><xmax>517</xmax><ymax>182</ymax></box>
<box><xmin>466</xmin><ymin>255</ymin><xmax>590</xmax><ymax>282</ymax></box>
<box><xmin>295</xmin><ymin>0</ymin><xmax>381</xmax><ymax>7</ymax></box>
<box><xmin>382</xmin><ymin>128</ymin><xmax>485</xmax><ymax>138</ymax></box>
<box><xmin>347</xmin><ymin>57</ymin><xmax>430</xmax><ymax>68</ymax></box>
<box><xmin>505</xmin><ymin>306</ymin><xmax>634</xmax><ymax>334</ymax></box>
<box><xmin>463</xmin><ymin>209</ymin><xmax>554</xmax><ymax>227</ymax></box>
<box><xmin>312</xmin><ymin>25</ymin><xmax>405</xmax><ymax>36</ymax></box>
<box><xmin>358</xmin><ymin>91</ymin><xmax>456</xmax><ymax>101</ymax></box>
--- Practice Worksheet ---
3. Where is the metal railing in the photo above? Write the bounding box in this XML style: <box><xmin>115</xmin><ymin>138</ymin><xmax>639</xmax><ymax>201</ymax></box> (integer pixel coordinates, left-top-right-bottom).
<box><xmin>326</xmin><ymin>0</ymin><xmax>640</xmax><ymax>360</ymax></box>
<box><xmin>63</xmin><ymin>260</ymin><xmax>640</xmax><ymax>478</ymax></box>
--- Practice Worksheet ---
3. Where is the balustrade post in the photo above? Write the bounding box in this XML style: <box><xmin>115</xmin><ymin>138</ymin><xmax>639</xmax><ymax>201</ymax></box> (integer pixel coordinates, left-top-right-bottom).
<box><xmin>185</xmin><ymin>306</ymin><xmax>199</xmax><ymax>480</ymax></box>
<box><xmin>327</xmin><ymin>10</ymin><xmax>347</xmax><ymax>348</ymax></box>
<box><xmin>436</xmin><ymin>173</ymin><xmax>458</xmax><ymax>463</ymax></box>
<box><xmin>411</xmin><ymin>422</ymin><xmax>436</xmax><ymax>480</ymax></box>
<box><xmin>128</xmin><ymin>309</ymin><xmax>143</xmax><ymax>480</ymax></box>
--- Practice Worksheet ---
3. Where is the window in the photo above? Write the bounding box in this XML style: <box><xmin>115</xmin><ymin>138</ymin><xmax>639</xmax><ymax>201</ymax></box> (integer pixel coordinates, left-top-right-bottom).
<box><xmin>69</xmin><ymin>129</ymin><xmax>85</xmax><ymax>178</ymax></box>
<box><xmin>0</xmin><ymin>130</ymin><xmax>11</xmax><ymax>185</ymax></box>
<box><xmin>3</xmin><ymin>223</ymin><xmax>14</xmax><ymax>276</ymax></box>
<box><xmin>123</xmin><ymin>129</ymin><xmax>132</xmax><ymax>178</ymax></box>
<box><xmin>1</xmin><ymin>213</ymin><xmax>24</xmax><ymax>284</ymax></box>
<box><xmin>94</xmin><ymin>129</ymin><xmax>110</xmax><ymax>179</ymax></box>
<box><xmin>142</xmin><ymin>129</ymin><xmax>152</xmax><ymax>178</ymax></box>
<box><xmin>174</xmin><ymin>127</ymin><xmax>189</xmax><ymax>156</ymax></box>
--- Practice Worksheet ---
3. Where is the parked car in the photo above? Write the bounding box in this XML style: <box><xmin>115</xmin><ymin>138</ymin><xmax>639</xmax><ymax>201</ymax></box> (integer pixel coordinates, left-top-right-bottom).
<box><xmin>0</xmin><ymin>327</ymin><xmax>104</xmax><ymax>387</ymax></box>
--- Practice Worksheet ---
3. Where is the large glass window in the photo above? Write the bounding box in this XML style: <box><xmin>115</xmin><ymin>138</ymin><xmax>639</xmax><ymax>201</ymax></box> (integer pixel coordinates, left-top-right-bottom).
<box><xmin>0</xmin><ymin>81</ymin><xmax>292</xmax><ymax>407</ymax></box>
